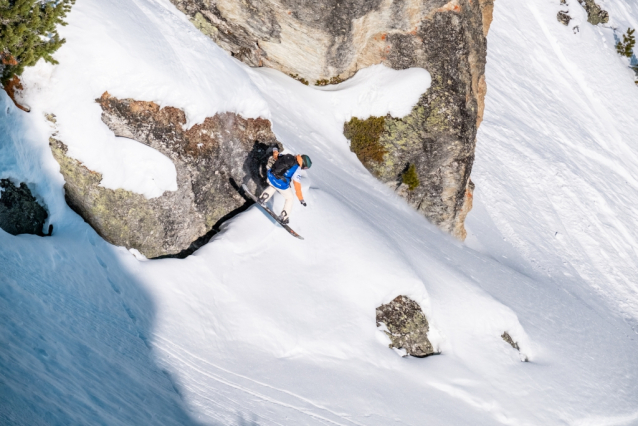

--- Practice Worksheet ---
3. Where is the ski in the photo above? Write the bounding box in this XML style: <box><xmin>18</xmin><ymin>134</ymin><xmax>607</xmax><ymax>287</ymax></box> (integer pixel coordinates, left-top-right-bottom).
<box><xmin>242</xmin><ymin>184</ymin><xmax>304</xmax><ymax>240</ymax></box>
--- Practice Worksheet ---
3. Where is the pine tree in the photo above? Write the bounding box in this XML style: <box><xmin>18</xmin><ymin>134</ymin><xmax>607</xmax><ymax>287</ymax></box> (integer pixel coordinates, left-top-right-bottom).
<box><xmin>615</xmin><ymin>28</ymin><xmax>636</xmax><ymax>58</ymax></box>
<box><xmin>0</xmin><ymin>0</ymin><xmax>76</xmax><ymax>83</ymax></box>
<box><xmin>402</xmin><ymin>163</ymin><xmax>420</xmax><ymax>191</ymax></box>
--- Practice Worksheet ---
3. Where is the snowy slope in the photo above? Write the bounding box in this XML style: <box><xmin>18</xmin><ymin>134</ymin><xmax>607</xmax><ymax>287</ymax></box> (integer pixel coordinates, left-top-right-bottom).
<box><xmin>467</xmin><ymin>0</ymin><xmax>638</xmax><ymax>330</ymax></box>
<box><xmin>2</xmin><ymin>0</ymin><xmax>638</xmax><ymax>425</ymax></box>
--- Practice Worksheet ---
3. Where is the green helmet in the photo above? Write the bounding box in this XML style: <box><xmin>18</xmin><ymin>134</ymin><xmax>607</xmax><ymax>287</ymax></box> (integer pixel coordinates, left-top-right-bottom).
<box><xmin>301</xmin><ymin>154</ymin><xmax>312</xmax><ymax>169</ymax></box>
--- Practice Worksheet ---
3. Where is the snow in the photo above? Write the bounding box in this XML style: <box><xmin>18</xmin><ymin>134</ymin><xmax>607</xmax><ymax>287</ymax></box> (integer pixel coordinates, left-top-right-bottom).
<box><xmin>2</xmin><ymin>0</ymin><xmax>638</xmax><ymax>424</ymax></box>
<box><xmin>467</xmin><ymin>0</ymin><xmax>638</xmax><ymax>328</ymax></box>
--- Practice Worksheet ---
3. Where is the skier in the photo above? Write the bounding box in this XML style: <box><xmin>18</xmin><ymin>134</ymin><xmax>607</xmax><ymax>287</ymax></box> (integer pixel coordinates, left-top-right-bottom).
<box><xmin>258</xmin><ymin>148</ymin><xmax>312</xmax><ymax>224</ymax></box>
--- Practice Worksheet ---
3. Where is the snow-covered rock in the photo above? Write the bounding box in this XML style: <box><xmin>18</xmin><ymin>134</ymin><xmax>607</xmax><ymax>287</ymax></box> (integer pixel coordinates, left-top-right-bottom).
<box><xmin>50</xmin><ymin>93</ymin><xmax>281</xmax><ymax>258</ymax></box>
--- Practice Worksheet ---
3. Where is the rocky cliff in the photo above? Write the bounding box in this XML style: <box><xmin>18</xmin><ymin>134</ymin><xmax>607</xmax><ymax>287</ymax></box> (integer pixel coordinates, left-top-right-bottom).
<box><xmin>170</xmin><ymin>0</ymin><xmax>494</xmax><ymax>239</ymax></box>
<box><xmin>50</xmin><ymin>94</ymin><xmax>281</xmax><ymax>258</ymax></box>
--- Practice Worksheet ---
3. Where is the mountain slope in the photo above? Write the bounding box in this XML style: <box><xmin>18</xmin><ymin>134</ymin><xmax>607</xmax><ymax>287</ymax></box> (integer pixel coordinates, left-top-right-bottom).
<box><xmin>1</xmin><ymin>0</ymin><xmax>638</xmax><ymax>425</ymax></box>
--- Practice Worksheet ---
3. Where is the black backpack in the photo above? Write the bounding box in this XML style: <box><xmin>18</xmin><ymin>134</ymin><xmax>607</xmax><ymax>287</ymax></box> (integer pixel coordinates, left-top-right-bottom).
<box><xmin>270</xmin><ymin>154</ymin><xmax>298</xmax><ymax>180</ymax></box>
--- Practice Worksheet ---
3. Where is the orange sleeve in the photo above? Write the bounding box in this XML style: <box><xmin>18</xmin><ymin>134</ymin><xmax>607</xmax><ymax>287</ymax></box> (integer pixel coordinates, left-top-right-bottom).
<box><xmin>293</xmin><ymin>180</ymin><xmax>303</xmax><ymax>200</ymax></box>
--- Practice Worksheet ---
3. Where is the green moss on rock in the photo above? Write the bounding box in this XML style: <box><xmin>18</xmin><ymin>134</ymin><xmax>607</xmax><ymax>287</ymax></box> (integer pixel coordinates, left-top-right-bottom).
<box><xmin>289</xmin><ymin>73</ymin><xmax>309</xmax><ymax>85</ymax></box>
<box><xmin>402</xmin><ymin>164</ymin><xmax>420</xmax><ymax>191</ymax></box>
<box><xmin>49</xmin><ymin>137</ymin><xmax>171</xmax><ymax>258</ymax></box>
<box><xmin>425</xmin><ymin>95</ymin><xmax>451</xmax><ymax>132</ymax></box>
<box><xmin>315</xmin><ymin>76</ymin><xmax>346</xmax><ymax>86</ymax></box>
<box><xmin>191</xmin><ymin>12</ymin><xmax>218</xmax><ymax>37</ymax></box>
<box><xmin>343</xmin><ymin>116</ymin><xmax>388</xmax><ymax>170</ymax></box>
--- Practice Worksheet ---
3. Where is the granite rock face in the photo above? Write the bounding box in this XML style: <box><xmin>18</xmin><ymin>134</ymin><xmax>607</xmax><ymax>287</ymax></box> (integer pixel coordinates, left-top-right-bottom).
<box><xmin>50</xmin><ymin>94</ymin><xmax>281</xmax><ymax>258</ymax></box>
<box><xmin>171</xmin><ymin>0</ymin><xmax>494</xmax><ymax>239</ymax></box>
<box><xmin>376</xmin><ymin>295</ymin><xmax>435</xmax><ymax>357</ymax></box>
<box><xmin>0</xmin><ymin>179</ymin><xmax>48</xmax><ymax>236</ymax></box>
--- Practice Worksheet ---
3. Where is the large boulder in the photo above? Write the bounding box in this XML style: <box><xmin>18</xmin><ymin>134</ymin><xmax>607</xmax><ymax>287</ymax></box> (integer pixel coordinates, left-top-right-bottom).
<box><xmin>0</xmin><ymin>179</ymin><xmax>48</xmax><ymax>236</ymax></box>
<box><xmin>376</xmin><ymin>295</ymin><xmax>435</xmax><ymax>358</ymax></box>
<box><xmin>169</xmin><ymin>0</ymin><xmax>494</xmax><ymax>239</ymax></box>
<box><xmin>577</xmin><ymin>0</ymin><xmax>609</xmax><ymax>25</ymax></box>
<box><xmin>50</xmin><ymin>93</ymin><xmax>281</xmax><ymax>258</ymax></box>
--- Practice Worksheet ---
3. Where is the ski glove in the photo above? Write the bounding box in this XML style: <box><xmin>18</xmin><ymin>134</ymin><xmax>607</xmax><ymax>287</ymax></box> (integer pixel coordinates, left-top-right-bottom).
<box><xmin>300</xmin><ymin>200</ymin><xmax>307</xmax><ymax>207</ymax></box>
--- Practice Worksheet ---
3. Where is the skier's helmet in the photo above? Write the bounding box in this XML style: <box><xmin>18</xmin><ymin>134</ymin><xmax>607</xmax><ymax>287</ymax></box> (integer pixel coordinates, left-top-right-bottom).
<box><xmin>301</xmin><ymin>154</ymin><xmax>312</xmax><ymax>169</ymax></box>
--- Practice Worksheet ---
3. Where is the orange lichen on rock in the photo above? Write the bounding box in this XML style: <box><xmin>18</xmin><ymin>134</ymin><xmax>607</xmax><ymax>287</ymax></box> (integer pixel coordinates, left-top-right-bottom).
<box><xmin>97</xmin><ymin>92</ymin><xmax>277</xmax><ymax>159</ymax></box>
<box><xmin>3</xmin><ymin>75</ymin><xmax>30</xmax><ymax>112</ymax></box>
<box><xmin>453</xmin><ymin>179</ymin><xmax>475</xmax><ymax>241</ymax></box>
<box><xmin>1</xmin><ymin>53</ymin><xmax>18</xmax><ymax>66</ymax></box>
<box><xmin>429</xmin><ymin>0</ymin><xmax>462</xmax><ymax>17</ymax></box>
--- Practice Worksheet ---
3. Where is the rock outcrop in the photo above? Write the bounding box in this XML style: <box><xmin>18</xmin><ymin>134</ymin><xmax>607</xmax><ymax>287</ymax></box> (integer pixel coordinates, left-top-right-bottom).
<box><xmin>170</xmin><ymin>0</ymin><xmax>494</xmax><ymax>240</ymax></box>
<box><xmin>50</xmin><ymin>94</ymin><xmax>281</xmax><ymax>258</ymax></box>
<box><xmin>3</xmin><ymin>76</ymin><xmax>31</xmax><ymax>112</ymax></box>
<box><xmin>376</xmin><ymin>295</ymin><xmax>435</xmax><ymax>357</ymax></box>
<box><xmin>501</xmin><ymin>331</ymin><xmax>528</xmax><ymax>362</ymax></box>
<box><xmin>0</xmin><ymin>179</ymin><xmax>48</xmax><ymax>236</ymax></box>
<box><xmin>557</xmin><ymin>10</ymin><xmax>571</xmax><ymax>26</ymax></box>
<box><xmin>501</xmin><ymin>331</ymin><xmax>519</xmax><ymax>351</ymax></box>
<box><xmin>577</xmin><ymin>0</ymin><xmax>609</xmax><ymax>26</ymax></box>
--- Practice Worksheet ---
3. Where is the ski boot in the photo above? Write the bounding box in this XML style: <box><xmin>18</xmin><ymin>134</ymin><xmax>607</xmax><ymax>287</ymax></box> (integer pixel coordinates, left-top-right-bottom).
<box><xmin>258</xmin><ymin>193</ymin><xmax>270</xmax><ymax>205</ymax></box>
<box><xmin>279</xmin><ymin>211</ymin><xmax>290</xmax><ymax>225</ymax></box>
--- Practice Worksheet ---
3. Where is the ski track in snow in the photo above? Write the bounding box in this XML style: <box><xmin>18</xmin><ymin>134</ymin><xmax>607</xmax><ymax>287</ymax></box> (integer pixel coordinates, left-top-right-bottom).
<box><xmin>155</xmin><ymin>336</ymin><xmax>365</xmax><ymax>426</ymax></box>
<box><xmin>2</xmin><ymin>0</ymin><xmax>638</xmax><ymax>424</ymax></box>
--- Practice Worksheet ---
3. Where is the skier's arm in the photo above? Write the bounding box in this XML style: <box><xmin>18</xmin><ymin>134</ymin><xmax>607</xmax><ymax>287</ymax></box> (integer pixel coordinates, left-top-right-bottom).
<box><xmin>291</xmin><ymin>166</ymin><xmax>306</xmax><ymax>205</ymax></box>
<box><xmin>293</xmin><ymin>180</ymin><xmax>303</xmax><ymax>201</ymax></box>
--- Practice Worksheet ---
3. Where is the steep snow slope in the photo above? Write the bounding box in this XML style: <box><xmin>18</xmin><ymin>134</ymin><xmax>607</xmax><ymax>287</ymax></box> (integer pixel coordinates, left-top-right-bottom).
<box><xmin>467</xmin><ymin>0</ymin><xmax>638</xmax><ymax>331</ymax></box>
<box><xmin>1</xmin><ymin>0</ymin><xmax>638</xmax><ymax>425</ymax></box>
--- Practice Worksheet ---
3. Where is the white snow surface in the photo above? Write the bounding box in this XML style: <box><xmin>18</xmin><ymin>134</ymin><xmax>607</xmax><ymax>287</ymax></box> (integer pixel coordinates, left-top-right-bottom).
<box><xmin>1</xmin><ymin>0</ymin><xmax>638</xmax><ymax>425</ymax></box>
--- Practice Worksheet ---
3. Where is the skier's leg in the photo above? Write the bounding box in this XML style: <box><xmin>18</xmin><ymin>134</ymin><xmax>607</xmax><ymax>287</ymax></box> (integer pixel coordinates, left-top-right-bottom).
<box><xmin>259</xmin><ymin>185</ymin><xmax>277</xmax><ymax>204</ymax></box>
<box><xmin>278</xmin><ymin>186</ymin><xmax>295</xmax><ymax>223</ymax></box>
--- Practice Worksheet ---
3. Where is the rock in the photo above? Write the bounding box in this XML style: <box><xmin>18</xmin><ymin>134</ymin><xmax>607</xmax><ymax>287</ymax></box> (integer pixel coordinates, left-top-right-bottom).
<box><xmin>501</xmin><ymin>331</ymin><xmax>519</xmax><ymax>350</ymax></box>
<box><xmin>455</xmin><ymin>178</ymin><xmax>474</xmax><ymax>239</ymax></box>
<box><xmin>577</xmin><ymin>0</ymin><xmax>609</xmax><ymax>25</ymax></box>
<box><xmin>0</xmin><ymin>179</ymin><xmax>48</xmax><ymax>236</ymax></box>
<box><xmin>49</xmin><ymin>93</ymin><xmax>281</xmax><ymax>258</ymax></box>
<box><xmin>170</xmin><ymin>0</ymin><xmax>495</xmax><ymax>240</ymax></box>
<box><xmin>501</xmin><ymin>331</ymin><xmax>528</xmax><ymax>361</ymax></box>
<box><xmin>376</xmin><ymin>295</ymin><xmax>435</xmax><ymax>358</ymax></box>
<box><xmin>557</xmin><ymin>10</ymin><xmax>571</xmax><ymax>26</ymax></box>
<box><xmin>3</xmin><ymin>75</ymin><xmax>31</xmax><ymax>113</ymax></box>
